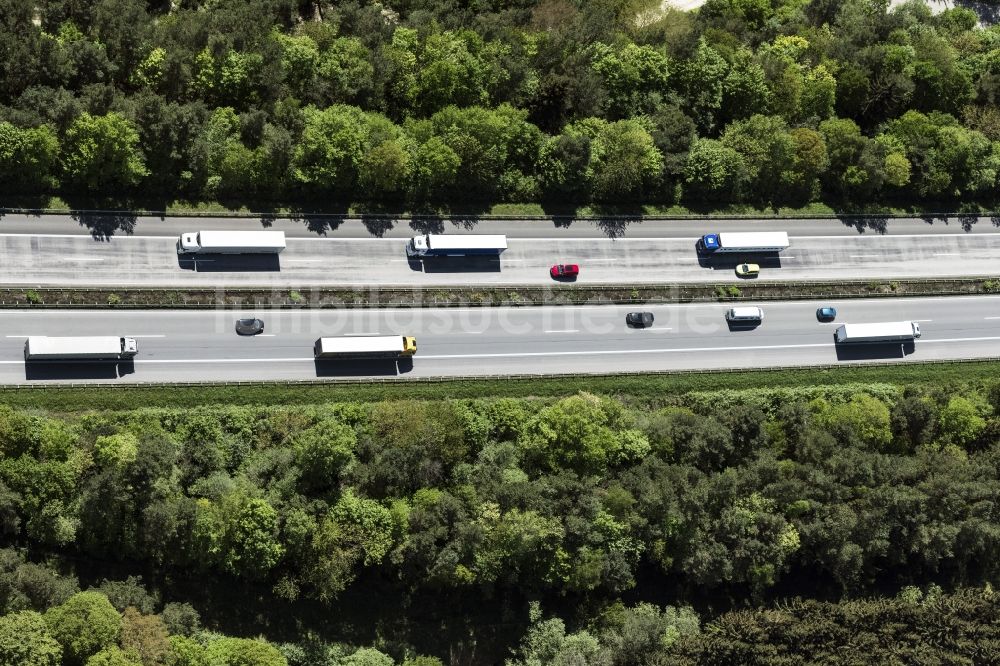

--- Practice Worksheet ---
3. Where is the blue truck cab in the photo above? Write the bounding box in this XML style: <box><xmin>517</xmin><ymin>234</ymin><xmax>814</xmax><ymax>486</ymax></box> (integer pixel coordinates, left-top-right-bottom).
<box><xmin>699</xmin><ymin>234</ymin><xmax>721</xmax><ymax>252</ymax></box>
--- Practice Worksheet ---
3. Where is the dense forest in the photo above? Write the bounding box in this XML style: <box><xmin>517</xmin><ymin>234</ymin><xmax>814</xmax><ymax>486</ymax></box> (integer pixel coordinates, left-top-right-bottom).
<box><xmin>4</xmin><ymin>0</ymin><xmax>1000</xmax><ymax>210</ymax></box>
<box><xmin>2</xmin><ymin>380</ymin><xmax>1000</xmax><ymax>663</ymax></box>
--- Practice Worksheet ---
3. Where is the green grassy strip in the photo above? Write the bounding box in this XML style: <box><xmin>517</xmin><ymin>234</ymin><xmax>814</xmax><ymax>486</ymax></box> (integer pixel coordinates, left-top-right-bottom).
<box><xmin>20</xmin><ymin>196</ymin><xmax>1000</xmax><ymax>219</ymax></box>
<box><xmin>4</xmin><ymin>359</ymin><xmax>997</xmax><ymax>412</ymax></box>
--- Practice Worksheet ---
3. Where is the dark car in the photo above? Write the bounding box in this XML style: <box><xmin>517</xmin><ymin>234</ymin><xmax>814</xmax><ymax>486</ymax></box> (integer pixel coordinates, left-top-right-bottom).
<box><xmin>626</xmin><ymin>312</ymin><xmax>655</xmax><ymax>328</ymax></box>
<box><xmin>816</xmin><ymin>307</ymin><xmax>837</xmax><ymax>322</ymax></box>
<box><xmin>550</xmin><ymin>263</ymin><xmax>580</xmax><ymax>279</ymax></box>
<box><xmin>235</xmin><ymin>318</ymin><xmax>265</xmax><ymax>335</ymax></box>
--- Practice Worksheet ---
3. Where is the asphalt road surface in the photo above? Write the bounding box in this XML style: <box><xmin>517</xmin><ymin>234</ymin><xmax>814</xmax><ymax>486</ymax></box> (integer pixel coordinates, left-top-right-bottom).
<box><xmin>5</xmin><ymin>296</ymin><xmax>1000</xmax><ymax>383</ymax></box>
<box><xmin>0</xmin><ymin>231</ymin><xmax>998</xmax><ymax>287</ymax></box>
<box><xmin>1</xmin><ymin>212</ymin><xmax>998</xmax><ymax>239</ymax></box>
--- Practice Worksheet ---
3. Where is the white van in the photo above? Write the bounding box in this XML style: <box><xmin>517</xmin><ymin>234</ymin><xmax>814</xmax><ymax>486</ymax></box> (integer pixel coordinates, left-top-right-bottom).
<box><xmin>725</xmin><ymin>306</ymin><xmax>764</xmax><ymax>322</ymax></box>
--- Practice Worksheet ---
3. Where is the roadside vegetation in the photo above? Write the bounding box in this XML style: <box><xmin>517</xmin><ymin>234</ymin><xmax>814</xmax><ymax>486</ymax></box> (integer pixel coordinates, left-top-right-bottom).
<box><xmin>2</xmin><ymin>380</ymin><xmax>1000</xmax><ymax>663</ymax></box>
<box><xmin>4</xmin><ymin>0</ymin><xmax>1000</xmax><ymax>213</ymax></box>
<box><xmin>2</xmin><ymin>277</ymin><xmax>999</xmax><ymax>310</ymax></box>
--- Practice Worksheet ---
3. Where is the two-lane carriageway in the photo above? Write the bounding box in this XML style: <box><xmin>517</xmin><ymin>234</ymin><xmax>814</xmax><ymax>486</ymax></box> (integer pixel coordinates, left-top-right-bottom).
<box><xmin>3</xmin><ymin>295</ymin><xmax>1000</xmax><ymax>383</ymax></box>
<box><xmin>0</xmin><ymin>232</ymin><xmax>998</xmax><ymax>287</ymax></box>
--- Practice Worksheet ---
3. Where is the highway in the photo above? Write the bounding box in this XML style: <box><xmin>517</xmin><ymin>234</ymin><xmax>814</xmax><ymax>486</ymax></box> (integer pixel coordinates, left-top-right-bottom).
<box><xmin>4</xmin><ymin>296</ymin><xmax>1000</xmax><ymax>383</ymax></box>
<box><xmin>0</xmin><ymin>231</ymin><xmax>998</xmax><ymax>287</ymax></box>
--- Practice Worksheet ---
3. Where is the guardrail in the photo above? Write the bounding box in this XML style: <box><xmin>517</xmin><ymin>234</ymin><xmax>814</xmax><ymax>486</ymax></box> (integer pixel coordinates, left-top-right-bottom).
<box><xmin>0</xmin><ymin>356</ymin><xmax>997</xmax><ymax>389</ymax></box>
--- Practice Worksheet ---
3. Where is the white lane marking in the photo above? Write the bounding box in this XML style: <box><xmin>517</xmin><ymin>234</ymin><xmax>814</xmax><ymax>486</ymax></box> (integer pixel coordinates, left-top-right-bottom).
<box><xmin>650</xmin><ymin>327</ymin><xmax>673</xmax><ymax>331</ymax></box>
<box><xmin>985</xmin><ymin>317</ymin><xmax>1000</xmax><ymax>320</ymax></box>
<box><xmin>923</xmin><ymin>336</ymin><xmax>1000</xmax><ymax>344</ymax></box>
<box><xmin>544</xmin><ymin>329</ymin><xmax>579</xmax><ymax>334</ymax></box>
<box><xmin>422</xmin><ymin>343</ymin><xmax>831</xmax><ymax>358</ymax></box>
<box><xmin>934</xmin><ymin>253</ymin><xmax>961</xmax><ymax>256</ymax></box>
<box><xmin>138</xmin><ymin>357</ymin><xmax>313</xmax><ymax>363</ymax></box>
<box><xmin>257</xmin><ymin>334</ymin><xmax>276</xmax><ymax>337</ymax></box>
<box><xmin>62</xmin><ymin>257</ymin><xmax>104</xmax><ymax>261</ymax></box>
<box><xmin>850</xmin><ymin>254</ymin><xmax>882</xmax><ymax>258</ymax></box>
<box><xmin>8</xmin><ymin>334</ymin><xmax>166</xmax><ymax>338</ymax></box>
<box><xmin>285</xmin><ymin>259</ymin><xmax>323</xmax><ymax>263</ymax></box>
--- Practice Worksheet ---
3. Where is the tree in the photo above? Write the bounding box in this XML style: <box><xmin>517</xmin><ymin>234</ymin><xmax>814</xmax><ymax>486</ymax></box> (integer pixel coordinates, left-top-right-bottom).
<box><xmin>683</xmin><ymin>138</ymin><xmax>747</xmax><ymax>203</ymax></box>
<box><xmin>160</xmin><ymin>603</ymin><xmax>200</xmax><ymax>638</ymax></box>
<box><xmin>318</xmin><ymin>38</ymin><xmax>375</xmax><ymax>106</ymax></box>
<box><xmin>222</xmin><ymin>497</ymin><xmax>284</xmax><ymax>580</ymax></box>
<box><xmin>0</xmin><ymin>610</ymin><xmax>62</xmax><ymax>666</ymax></box>
<box><xmin>518</xmin><ymin>393</ymin><xmax>649</xmax><ymax>474</ymax></box>
<box><xmin>44</xmin><ymin>591</ymin><xmax>122</xmax><ymax>666</ymax></box>
<box><xmin>408</xmin><ymin>135</ymin><xmax>460</xmax><ymax>201</ymax></box>
<box><xmin>937</xmin><ymin>396</ymin><xmax>990</xmax><ymax>448</ymax></box>
<box><xmin>85</xmin><ymin>646</ymin><xmax>141</xmax><ymax>666</ymax></box>
<box><xmin>0</xmin><ymin>123</ymin><xmax>60</xmax><ymax>191</ymax></box>
<box><xmin>165</xmin><ymin>636</ymin><xmax>207</xmax><ymax>666</ymax></box>
<box><xmin>719</xmin><ymin>49</ymin><xmax>769</xmax><ymax>125</ymax></box>
<box><xmin>93</xmin><ymin>433</ymin><xmax>139</xmax><ymax>470</ymax></box>
<box><xmin>61</xmin><ymin>112</ymin><xmax>148</xmax><ymax>191</ymax></box>
<box><xmin>595</xmin><ymin>602</ymin><xmax>700</xmax><ymax>665</ymax></box>
<box><xmin>508</xmin><ymin>603</ymin><xmax>603</xmax><ymax>666</ymax></box>
<box><xmin>720</xmin><ymin>114</ymin><xmax>796</xmax><ymax>206</ymax></box>
<box><xmin>674</xmin><ymin>39</ymin><xmax>728</xmax><ymax>133</ymax></box>
<box><xmin>358</xmin><ymin>138</ymin><xmax>412</xmax><ymax>200</ymax></box>
<box><xmin>292</xmin><ymin>105</ymin><xmax>396</xmax><ymax>194</ymax></box>
<box><xmin>203</xmin><ymin>638</ymin><xmax>286</xmax><ymax>666</ymax></box>
<box><xmin>590</xmin><ymin>42</ymin><xmax>670</xmax><ymax>119</ymax></box>
<box><xmin>120</xmin><ymin>607</ymin><xmax>170</xmax><ymax>666</ymax></box>
<box><xmin>538</xmin><ymin>132</ymin><xmax>591</xmax><ymax>198</ymax></box>
<box><xmin>342</xmin><ymin>648</ymin><xmax>394</xmax><ymax>666</ymax></box>
<box><xmin>304</xmin><ymin>490</ymin><xmax>395</xmax><ymax>601</ymax></box>
<box><xmin>292</xmin><ymin>419</ymin><xmax>356</xmax><ymax>492</ymax></box>
<box><xmin>588</xmin><ymin>119</ymin><xmax>663</xmax><ymax>202</ymax></box>
<box><xmin>813</xmin><ymin>395</ymin><xmax>892</xmax><ymax>450</ymax></box>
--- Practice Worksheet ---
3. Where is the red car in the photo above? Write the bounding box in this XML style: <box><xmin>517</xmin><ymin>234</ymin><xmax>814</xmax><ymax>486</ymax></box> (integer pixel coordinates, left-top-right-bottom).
<box><xmin>549</xmin><ymin>263</ymin><xmax>580</xmax><ymax>279</ymax></box>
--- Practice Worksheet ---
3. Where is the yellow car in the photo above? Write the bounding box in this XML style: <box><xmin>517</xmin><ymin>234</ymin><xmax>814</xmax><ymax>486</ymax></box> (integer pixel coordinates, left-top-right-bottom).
<box><xmin>735</xmin><ymin>263</ymin><xmax>760</xmax><ymax>277</ymax></box>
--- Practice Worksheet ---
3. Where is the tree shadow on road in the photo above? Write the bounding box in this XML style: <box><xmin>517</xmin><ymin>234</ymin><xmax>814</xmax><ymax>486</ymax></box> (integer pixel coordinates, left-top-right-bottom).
<box><xmin>838</xmin><ymin>214</ymin><xmax>889</xmax><ymax>234</ymax></box>
<box><xmin>72</xmin><ymin>211</ymin><xmax>138</xmax><ymax>241</ymax></box>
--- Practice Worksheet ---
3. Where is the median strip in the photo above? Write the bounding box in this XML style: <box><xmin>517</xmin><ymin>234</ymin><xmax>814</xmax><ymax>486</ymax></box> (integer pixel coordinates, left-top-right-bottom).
<box><xmin>0</xmin><ymin>277</ymin><xmax>998</xmax><ymax>309</ymax></box>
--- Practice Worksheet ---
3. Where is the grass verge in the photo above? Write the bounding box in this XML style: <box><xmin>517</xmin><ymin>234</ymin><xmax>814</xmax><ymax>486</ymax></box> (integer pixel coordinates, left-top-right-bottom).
<box><xmin>6</xmin><ymin>278</ymin><xmax>1000</xmax><ymax>309</ymax></box>
<box><xmin>6</xmin><ymin>359</ymin><xmax>999</xmax><ymax>412</ymax></box>
<box><xmin>7</xmin><ymin>197</ymin><xmax>1000</xmax><ymax>219</ymax></box>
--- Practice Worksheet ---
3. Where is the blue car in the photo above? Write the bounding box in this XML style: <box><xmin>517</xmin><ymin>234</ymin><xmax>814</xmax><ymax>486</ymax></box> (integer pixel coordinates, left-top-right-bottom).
<box><xmin>816</xmin><ymin>307</ymin><xmax>837</xmax><ymax>322</ymax></box>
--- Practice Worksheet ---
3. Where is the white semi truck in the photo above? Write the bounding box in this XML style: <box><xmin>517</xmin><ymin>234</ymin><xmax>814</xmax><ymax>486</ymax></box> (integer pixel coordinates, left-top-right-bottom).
<box><xmin>834</xmin><ymin>321</ymin><xmax>921</xmax><ymax>343</ymax></box>
<box><xmin>406</xmin><ymin>234</ymin><xmax>507</xmax><ymax>257</ymax></box>
<box><xmin>24</xmin><ymin>336</ymin><xmax>138</xmax><ymax>361</ymax></box>
<box><xmin>698</xmin><ymin>231</ymin><xmax>790</xmax><ymax>253</ymax></box>
<box><xmin>177</xmin><ymin>230</ymin><xmax>286</xmax><ymax>254</ymax></box>
<box><xmin>313</xmin><ymin>335</ymin><xmax>417</xmax><ymax>359</ymax></box>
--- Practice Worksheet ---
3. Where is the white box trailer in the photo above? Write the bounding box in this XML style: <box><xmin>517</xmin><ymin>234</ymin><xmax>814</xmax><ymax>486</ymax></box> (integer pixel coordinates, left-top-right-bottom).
<box><xmin>314</xmin><ymin>336</ymin><xmax>417</xmax><ymax>359</ymax></box>
<box><xmin>406</xmin><ymin>234</ymin><xmax>507</xmax><ymax>257</ymax></box>
<box><xmin>24</xmin><ymin>336</ymin><xmax>138</xmax><ymax>361</ymax></box>
<box><xmin>834</xmin><ymin>321</ymin><xmax>921</xmax><ymax>343</ymax></box>
<box><xmin>177</xmin><ymin>230</ymin><xmax>286</xmax><ymax>254</ymax></box>
<box><xmin>699</xmin><ymin>231</ymin><xmax>790</xmax><ymax>253</ymax></box>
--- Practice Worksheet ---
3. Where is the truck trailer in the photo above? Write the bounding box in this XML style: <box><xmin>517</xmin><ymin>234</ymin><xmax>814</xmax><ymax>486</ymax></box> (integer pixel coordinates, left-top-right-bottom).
<box><xmin>313</xmin><ymin>335</ymin><xmax>417</xmax><ymax>359</ymax></box>
<box><xmin>406</xmin><ymin>234</ymin><xmax>507</xmax><ymax>257</ymax></box>
<box><xmin>177</xmin><ymin>230</ymin><xmax>286</xmax><ymax>254</ymax></box>
<box><xmin>834</xmin><ymin>321</ymin><xmax>922</xmax><ymax>343</ymax></box>
<box><xmin>699</xmin><ymin>231</ymin><xmax>790</xmax><ymax>253</ymax></box>
<box><xmin>24</xmin><ymin>336</ymin><xmax>138</xmax><ymax>361</ymax></box>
